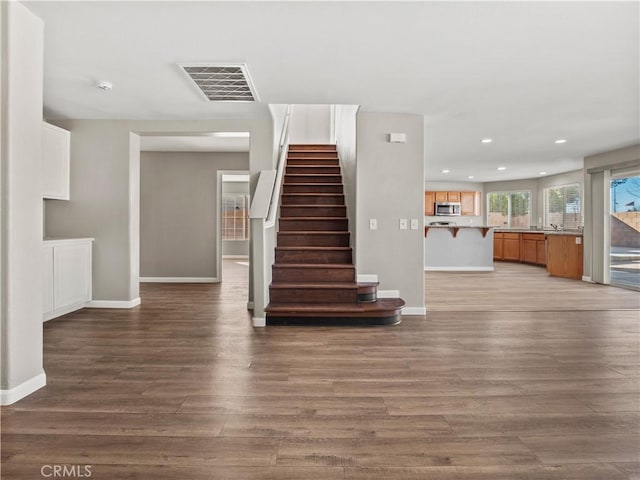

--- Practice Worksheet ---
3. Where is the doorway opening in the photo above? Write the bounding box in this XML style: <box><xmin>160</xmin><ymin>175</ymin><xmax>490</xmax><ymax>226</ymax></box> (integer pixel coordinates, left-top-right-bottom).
<box><xmin>609</xmin><ymin>174</ymin><xmax>640</xmax><ymax>290</ymax></box>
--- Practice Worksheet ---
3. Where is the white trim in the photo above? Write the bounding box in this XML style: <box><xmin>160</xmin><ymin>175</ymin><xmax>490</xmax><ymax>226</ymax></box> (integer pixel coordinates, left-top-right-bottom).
<box><xmin>253</xmin><ymin>317</ymin><xmax>266</xmax><ymax>327</ymax></box>
<box><xmin>43</xmin><ymin>302</ymin><xmax>87</xmax><ymax>322</ymax></box>
<box><xmin>582</xmin><ymin>275</ymin><xmax>594</xmax><ymax>283</ymax></box>
<box><xmin>247</xmin><ymin>301</ymin><xmax>254</xmax><ymax>309</ymax></box>
<box><xmin>357</xmin><ymin>274</ymin><xmax>378</xmax><ymax>283</ymax></box>
<box><xmin>424</xmin><ymin>266</ymin><xmax>494</xmax><ymax>272</ymax></box>
<box><xmin>0</xmin><ymin>372</ymin><xmax>46</xmax><ymax>406</ymax></box>
<box><xmin>402</xmin><ymin>307</ymin><xmax>427</xmax><ymax>316</ymax></box>
<box><xmin>86</xmin><ymin>298</ymin><xmax>141</xmax><ymax>309</ymax></box>
<box><xmin>139</xmin><ymin>277</ymin><xmax>219</xmax><ymax>283</ymax></box>
<box><xmin>222</xmin><ymin>255</ymin><xmax>249</xmax><ymax>259</ymax></box>
<box><xmin>378</xmin><ymin>290</ymin><xmax>400</xmax><ymax>298</ymax></box>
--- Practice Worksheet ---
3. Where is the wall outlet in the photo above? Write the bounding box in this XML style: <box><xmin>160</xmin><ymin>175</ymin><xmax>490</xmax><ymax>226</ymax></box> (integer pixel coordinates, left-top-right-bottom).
<box><xmin>369</xmin><ymin>219</ymin><xmax>377</xmax><ymax>230</ymax></box>
<box><xmin>575</xmin><ymin>236</ymin><xmax>581</xmax><ymax>244</ymax></box>
<box><xmin>399</xmin><ymin>218</ymin><xmax>408</xmax><ymax>230</ymax></box>
<box><xmin>410</xmin><ymin>219</ymin><xmax>419</xmax><ymax>230</ymax></box>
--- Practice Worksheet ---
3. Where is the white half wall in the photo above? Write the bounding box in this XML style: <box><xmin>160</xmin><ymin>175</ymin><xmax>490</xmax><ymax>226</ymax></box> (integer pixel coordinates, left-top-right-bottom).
<box><xmin>0</xmin><ymin>2</ymin><xmax>46</xmax><ymax>403</ymax></box>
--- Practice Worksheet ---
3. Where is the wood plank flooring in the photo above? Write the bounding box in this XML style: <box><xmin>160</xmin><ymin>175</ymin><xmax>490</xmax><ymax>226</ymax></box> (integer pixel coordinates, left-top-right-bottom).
<box><xmin>2</xmin><ymin>260</ymin><xmax>639</xmax><ymax>479</ymax></box>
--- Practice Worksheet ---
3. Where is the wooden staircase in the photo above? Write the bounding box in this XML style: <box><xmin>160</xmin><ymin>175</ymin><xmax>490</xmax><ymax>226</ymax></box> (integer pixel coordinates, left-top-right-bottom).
<box><xmin>265</xmin><ymin>144</ymin><xmax>405</xmax><ymax>325</ymax></box>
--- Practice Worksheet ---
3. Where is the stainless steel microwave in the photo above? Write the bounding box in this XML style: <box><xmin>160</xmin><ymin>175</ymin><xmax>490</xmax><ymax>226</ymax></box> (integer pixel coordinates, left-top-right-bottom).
<box><xmin>435</xmin><ymin>202</ymin><xmax>461</xmax><ymax>216</ymax></box>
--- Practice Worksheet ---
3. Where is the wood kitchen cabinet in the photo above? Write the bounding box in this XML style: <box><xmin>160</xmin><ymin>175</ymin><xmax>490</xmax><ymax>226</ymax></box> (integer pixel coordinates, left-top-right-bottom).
<box><xmin>494</xmin><ymin>232</ymin><xmax>522</xmax><ymax>261</ymax></box>
<box><xmin>424</xmin><ymin>191</ymin><xmax>435</xmax><ymax>215</ymax></box>
<box><xmin>447</xmin><ymin>191</ymin><xmax>461</xmax><ymax>202</ymax></box>
<box><xmin>493</xmin><ymin>232</ymin><xmax>504</xmax><ymax>260</ymax></box>
<box><xmin>460</xmin><ymin>191</ymin><xmax>481</xmax><ymax>216</ymax></box>
<box><xmin>546</xmin><ymin>234</ymin><xmax>583</xmax><ymax>279</ymax></box>
<box><xmin>434</xmin><ymin>191</ymin><xmax>449</xmax><ymax>202</ymax></box>
<box><xmin>521</xmin><ymin>233</ymin><xmax>546</xmax><ymax>266</ymax></box>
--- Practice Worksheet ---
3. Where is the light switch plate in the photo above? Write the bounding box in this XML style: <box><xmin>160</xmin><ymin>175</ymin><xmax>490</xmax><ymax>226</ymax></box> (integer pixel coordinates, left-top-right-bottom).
<box><xmin>410</xmin><ymin>219</ymin><xmax>419</xmax><ymax>230</ymax></box>
<box><xmin>399</xmin><ymin>218</ymin><xmax>408</xmax><ymax>230</ymax></box>
<box><xmin>369</xmin><ymin>219</ymin><xmax>377</xmax><ymax>230</ymax></box>
<box><xmin>575</xmin><ymin>237</ymin><xmax>581</xmax><ymax>244</ymax></box>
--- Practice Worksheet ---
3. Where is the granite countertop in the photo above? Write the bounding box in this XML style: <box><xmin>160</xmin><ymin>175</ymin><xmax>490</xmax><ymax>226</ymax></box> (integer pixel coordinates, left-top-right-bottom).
<box><xmin>426</xmin><ymin>225</ymin><xmax>494</xmax><ymax>228</ymax></box>
<box><xmin>494</xmin><ymin>228</ymin><xmax>583</xmax><ymax>236</ymax></box>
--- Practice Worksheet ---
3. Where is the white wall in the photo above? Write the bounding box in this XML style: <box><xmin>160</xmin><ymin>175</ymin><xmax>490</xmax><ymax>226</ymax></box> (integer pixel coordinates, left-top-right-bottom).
<box><xmin>45</xmin><ymin>119</ymin><xmax>272</xmax><ymax>304</ymax></box>
<box><xmin>334</xmin><ymin>105</ymin><xmax>359</xmax><ymax>249</ymax></box>
<box><xmin>356</xmin><ymin>112</ymin><xmax>425</xmax><ymax>313</ymax></box>
<box><xmin>0</xmin><ymin>2</ymin><xmax>46</xmax><ymax>404</ymax></box>
<box><xmin>425</xmin><ymin>181</ymin><xmax>484</xmax><ymax>226</ymax></box>
<box><xmin>288</xmin><ymin>104</ymin><xmax>331</xmax><ymax>144</ymax></box>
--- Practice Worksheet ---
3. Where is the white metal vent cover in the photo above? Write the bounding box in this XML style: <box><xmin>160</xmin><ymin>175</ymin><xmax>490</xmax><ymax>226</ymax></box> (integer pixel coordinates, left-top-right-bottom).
<box><xmin>179</xmin><ymin>64</ymin><xmax>258</xmax><ymax>102</ymax></box>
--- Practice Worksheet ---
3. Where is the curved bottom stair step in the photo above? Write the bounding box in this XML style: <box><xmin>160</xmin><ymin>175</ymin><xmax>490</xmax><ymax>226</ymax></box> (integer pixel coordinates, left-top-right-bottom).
<box><xmin>265</xmin><ymin>298</ymin><xmax>405</xmax><ymax>326</ymax></box>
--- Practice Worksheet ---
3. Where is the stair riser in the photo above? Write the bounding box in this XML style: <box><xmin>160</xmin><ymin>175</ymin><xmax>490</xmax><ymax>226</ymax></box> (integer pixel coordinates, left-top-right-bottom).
<box><xmin>286</xmin><ymin>166</ymin><xmax>341</xmax><ymax>175</ymax></box>
<box><xmin>277</xmin><ymin>233</ymin><xmax>350</xmax><ymax>247</ymax></box>
<box><xmin>279</xmin><ymin>219</ymin><xmax>348</xmax><ymax>231</ymax></box>
<box><xmin>286</xmin><ymin>158</ymin><xmax>339</xmax><ymax>166</ymax></box>
<box><xmin>269</xmin><ymin>288</ymin><xmax>357</xmax><ymax>304</ymax></box>
<box><xmin>284</xmin><ymin>175</ymin><xmax>342</xmax><ymax>184</ymax></box>
<box><xmin>281</xmin><ymin>195</ymin><xmax>345</xmax><ymax>206</ymax></box>
<box><xmin>275</xmin><ymin>250</ymin><xmax>353</xmax><ymax>264</ymax></box>
<box><xmin>272</xmin><ymin>266</ymin><xmax>355</xmax><ymax>283</ymax></box>
<box><xmin>287</xmin><ymin>151</ymin><xmax>338</xmax><ymax>159</ymax></box>
<box><xmin>282</xmin><ymin>184</ymin><xmax>343</xmax><ymax>194</ymax></box>
<box><xmin>289</xmin><ymin>144</ymin><xmax>337</xmax><ymax>151</ymax></box>
<box><xmin>357</xmin><ymin>284</ymin><xmax>378</xmax><ymax>303</ymax></box>
<box><xmin>280</xmin><ymin>206</ymin><xmax>346</xmax><ymax>217</ymax></box>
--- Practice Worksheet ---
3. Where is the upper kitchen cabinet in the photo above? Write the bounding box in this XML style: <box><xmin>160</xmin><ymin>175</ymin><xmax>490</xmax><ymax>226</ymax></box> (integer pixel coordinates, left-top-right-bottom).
<box><xmin>426</xmin><ymin>190</ymin><xmax>482</xmax><ymax>216</ymax></box>
<box><xmin>42</xmin><ymin>122</ymin><xmax>70</xmax><ymax>200</ymax></box>
<box><xmin>460</xmin><ymin>191</ymin><xmax>481</xmax><ymax>216</ymax></box>
<box><xmin>424</xmin><ymin>191</ymin><xmax>435</xmax><ymax>215</ymax></box>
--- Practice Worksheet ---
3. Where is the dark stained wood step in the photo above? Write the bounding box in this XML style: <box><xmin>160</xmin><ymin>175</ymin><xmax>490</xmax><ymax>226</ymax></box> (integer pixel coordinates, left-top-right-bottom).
<box><xmin>282</xmin><ymin>183</ymin><xmax>343</xmax><ymax>194</ymax></box>
<box><xmin>286</xmin><ymin>158</ymin><xmax>340</xmax><ymax>166</ymax></box>
<box><xmin>281</xmin><ymin>193</ymin><xmax>345</xmax><ymax>205</ymax></box>
<box><xmin>275</xmin><ymin>246</ymin><xmax>352</xmax><ymax>264</ymax></box>
<box><xmin>269</xmin><ymin>283</ymin><xmax>358</xmax><ymax>304</ymax></box>
<box><xmin>271</xmin><ymin>264</ymin><xmax>356</xmax><ymax>283</ymax></box>
<box><xmin>286</xmin><ymin>165</ymin><xmax>341</xmax><ymax>175</ymax></box>
<box><xmin>284</xmin><ymin>174</ymin><xmax>342</xmax><ymax>184</ymax></box>
<box><xmin>289</xmin><ymin>144</ymin><xmax>337</xmax><ymax>151</ymax></box>
<box><xmin>265</xmin><ymin>298</ymin><xmax>405</xmax><ymax>324</ymax></box>
<box><xmin>277</xmin><ymin>231</ymin><xmax>350</xmax><ymax>247</ymax></box>
<box><xmin>279</xmin><ymin>217</ymin><xmax>348</xmax><ymax>232</ymax></box>
<box><xmin>280</xmin><ymin>205</ymin><xmax>347</xmax><ymax>218</ymax></box>
<box><xmin>357</xmin><ymin>282</ymin><xmax>379</xmax><ymax>303</ymax></box>
<box><xmin>286</xmin><ymin>151</ymin><xmax>338</xmax><ymax>159</ymax></box>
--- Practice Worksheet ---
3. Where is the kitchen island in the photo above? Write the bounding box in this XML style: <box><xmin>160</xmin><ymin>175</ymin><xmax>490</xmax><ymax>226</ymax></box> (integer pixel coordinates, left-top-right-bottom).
<box><xmin>424</xmin><ymin>225</ymin><xmax>494</xmax><ymax>271</ymax></box>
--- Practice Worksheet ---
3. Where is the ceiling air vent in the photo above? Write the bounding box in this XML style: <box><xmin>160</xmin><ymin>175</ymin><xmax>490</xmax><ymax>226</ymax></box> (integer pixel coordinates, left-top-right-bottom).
<box><xmin>180</xmin><ymin>64</ymin><xmax>258</xmax><ymax>102</ymax></box>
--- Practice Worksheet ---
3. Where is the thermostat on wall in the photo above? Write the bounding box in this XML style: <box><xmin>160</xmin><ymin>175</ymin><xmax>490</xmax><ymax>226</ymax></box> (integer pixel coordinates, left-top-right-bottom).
<box><xmin>388</xmin><ymin>133</ymin><xmax>406</xmax><ymax>143</ymax></box>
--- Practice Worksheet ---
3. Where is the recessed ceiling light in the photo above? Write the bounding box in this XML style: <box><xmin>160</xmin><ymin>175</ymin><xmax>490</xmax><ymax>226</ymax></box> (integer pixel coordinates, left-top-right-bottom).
<box><xmin>497</xmin><ymin>166</ymin><xmax>507</xmax><ymax>171</ymax></box>
<box><xmin>468</xmin><ymin>175</ymin><xmax>475</xmax><ymax>179</ymax></box>
<box><xmin>441</xmin><ymin>169</ymin><xmax>450</xmax><ymax>174</ymax></box>
<box><xmin>481</xmin><ymin>138</ymin><xmax>493</xmax><ymax>144</ymax></box>
<box><xmin>554</xmin><ymin>139</ymin><xmax>567</xmax><ymax>144</ymax></box>
<box><xmin>539</xmin><ymin>171</ymin><xmax>548</xmax><ymax>175</ymax></box>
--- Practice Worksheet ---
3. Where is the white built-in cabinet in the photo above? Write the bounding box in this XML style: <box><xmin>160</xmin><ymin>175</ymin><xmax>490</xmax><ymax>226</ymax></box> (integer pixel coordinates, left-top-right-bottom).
<box><xmin>42</xmin><ymin>122</ymin><xmax>70</xmax><ymax>200</ymax></box>
<box><xmin>43</xmin><ymin>238</ymin><xmax>93</xmax><ymax>321</ymax></box>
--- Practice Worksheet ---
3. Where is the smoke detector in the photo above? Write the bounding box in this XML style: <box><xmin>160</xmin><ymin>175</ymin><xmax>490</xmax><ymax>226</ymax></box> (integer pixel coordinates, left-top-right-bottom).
<box><xmin>96</xmin><ymin>81</ymin><xmax>113</xmax><ymax>92</ymax></box>
<box><xmin>179</xmin><ymin>64</ymin><xmax>258</xmax><ymax>102</ymax></box>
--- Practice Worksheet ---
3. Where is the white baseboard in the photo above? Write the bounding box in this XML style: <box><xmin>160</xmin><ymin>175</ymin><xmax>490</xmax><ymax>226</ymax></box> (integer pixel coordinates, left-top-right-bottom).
<box><xmin>253</xmin><ymin>317</ymin><xmax>266</xmax><ymax>327</ymax></box>
<box><xmin>424</xmin><ymin>266</ymin><xmax>494</xmax><ymax>272</ymax></box>
<box><xmin>357</xmin><ymin>274</ymin><xmax>378</xmax><ymax>283</ymax></box>
<box><xmin>0</xmin><ymin>371</ymin><xmax>46</xmax><ymax>405</ymax></box>
<box><xmin>402</xmin><ymin>306</ymin><xmax>427</xmax><ymax>316</ymax></box>
<box><xmin>378</xmin><ymin>290</ymin><xmax>400</xmax><ymax>298</ymax></box>
<box><xmin>86</xmin><ymin>298</ymin><xmax>141</xmax><ymax>309</ymax></box>
<box><xmin>223</xmin><ymin>255</ymin><xmax>249</xmax><ymax>259</ymax></box>
<box><xmin>247</xmin><ymin>301</ymin><xmax>254</xmax><ymax>309</ymax></box>
<box><xmin>139</xmin><ymin>277</ymin><xmax>219</xmax><ymax>283</ymax></box>
<box><xmin>582</xmin><ymin>275</ymin><xmax>594</xmax><ymax>283</ymax></box>
<box><xmin>43</xmin><ymin>302</ymin><xmax>87</xmax><ymax>322</ymax></box>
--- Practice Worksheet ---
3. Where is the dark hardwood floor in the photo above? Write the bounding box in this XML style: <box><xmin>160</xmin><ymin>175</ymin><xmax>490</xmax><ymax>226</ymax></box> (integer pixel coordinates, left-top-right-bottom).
<box><xmin>1</xmin><ymin>260</ymin><xmax>639</xmax><ymax>479</ymax></box>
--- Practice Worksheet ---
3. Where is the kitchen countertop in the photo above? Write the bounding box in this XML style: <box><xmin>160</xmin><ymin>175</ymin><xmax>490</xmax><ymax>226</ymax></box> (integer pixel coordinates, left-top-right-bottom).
<box><xmin>426</xmin><ymin>225</ymin><xmax>494</xmax><ymax>229</ymax></box>
<box><xmin>494</xmin><ymin>229</ymin><xmax>583</xmax><ymax>236</ymax></box>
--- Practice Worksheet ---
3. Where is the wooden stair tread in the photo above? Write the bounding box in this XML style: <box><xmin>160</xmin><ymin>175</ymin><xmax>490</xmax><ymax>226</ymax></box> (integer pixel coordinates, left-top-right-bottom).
<box><xmin>270</xmin><ymin>282</ymin><xmax>358</xmax><ymax>289</ymax></box>
<box><xmin>274</xmin><ymin>263</ymin><xmax>354</xmax><ymax>269</ymax></box>
<box><xmin>265</xmin><ymin>298</ymin><xmax>405</xmax><ymax>315</ymax></box>
<box><xmin>278</xmin><ymin>231</ymin><xmax>349</xmax><ymax>235</ymax></box>
<box><xmin>280</xmin><ymin>216</ymin><xmax>346</xmax><ymax>221</ymax></box>
<box><xmin>275</xmin><ymin>246</ymin><xmax>351</xmax><ymax>251</ymax></box>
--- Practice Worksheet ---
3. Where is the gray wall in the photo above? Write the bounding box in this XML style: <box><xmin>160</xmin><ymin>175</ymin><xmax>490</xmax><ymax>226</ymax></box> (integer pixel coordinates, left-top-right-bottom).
<box><xmin>140</xmin><ymin>152</ymin><xmax>249</xmax><ymax>278</ymax></box>
<box><xmin>222</xmin><ymin>179</ymin><xmax>250</xmax><ymax>257</ymax></box>
<box><xmin>1</xmin><ymin>2</ymin><xmax>45</xmax><ymax>397</ymax></box>
<box><xmin>583</xmin><ymin>144</ymin><xmax>640</xmax><ymax>282</ymax></box>
<box><xmin>45</xmin><ymin>119</ymin><xmax>272</xmax><ymax>302</ymax></box>
<box><xmin>356</xmin><ymin>112</ymin><xmax>425</xmax><ymax>311</ymax></box>
<box><xmin>425</xmin><ymin>181</ymin><xmax>485</xmax><ymax>226</ymax></box>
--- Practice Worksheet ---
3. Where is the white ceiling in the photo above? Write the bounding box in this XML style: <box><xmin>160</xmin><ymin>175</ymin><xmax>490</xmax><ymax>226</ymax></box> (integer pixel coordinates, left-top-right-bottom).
<box><xmin>25</xmin><ymin>1</ymin><xmax>639</xmax><ymax>182</ymax></box>
<box><xmin>140</xmin><ymin>134</ymin><xmax>250</xmax><ymax>152</ymax></box>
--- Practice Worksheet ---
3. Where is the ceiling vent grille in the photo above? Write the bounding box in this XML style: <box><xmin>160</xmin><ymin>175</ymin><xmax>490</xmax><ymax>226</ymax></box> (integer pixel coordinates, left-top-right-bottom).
<box><xmin>180</xmin><ymin>64</ymin><xmax>258</xmax><ymax>102</ymax></box>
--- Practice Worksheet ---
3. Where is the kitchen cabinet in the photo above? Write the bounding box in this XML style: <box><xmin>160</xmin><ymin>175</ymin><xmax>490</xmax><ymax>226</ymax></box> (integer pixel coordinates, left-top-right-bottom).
<box><xmin>43</xmin><ymin>238</ymin><xmax>93</xmax><ymax>321</ymax></box>
<box><xmin>42</xmin><ymin>122</ymin><xmax>71</xmax><ymax>200</ymax></box>
<box><xmin>460</xmin><ymin>191</ymin><xmax>481</xmax><ymax>216</ymax></box>
<box><xmin>426</xmin><ymin>190</ymin><xmax>481</xmax><ymax>216</ymax></box>
<box><xmin>521</xmin><ymin>233</ymin><xmax>546</xmax><ymax>265</ymax></box>
<box><xmin>546</xmin><ymin>234</ymin><xmax>583</xmax><ymax>279</ymax></box>
<box><xmin>424</xmin><ymin>191</ymin><xmax>435</xmax><ymax>215</ymax></box>
<box><xmin>493</xmin><ymin>232</ymin><xmax>504</xmax><ymax>260</ymax></box>
<box><xmin>494</xmin><ymin>232</ymin><xmax>522</xmax><ymax>261</ymax></box>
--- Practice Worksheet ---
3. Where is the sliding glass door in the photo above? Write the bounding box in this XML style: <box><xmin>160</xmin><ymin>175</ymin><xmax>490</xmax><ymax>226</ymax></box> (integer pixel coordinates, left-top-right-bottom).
<box><xmin>610</xmin><ymin>174</ymin><xmax>640</xmax><ymax>289</ymax></box>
